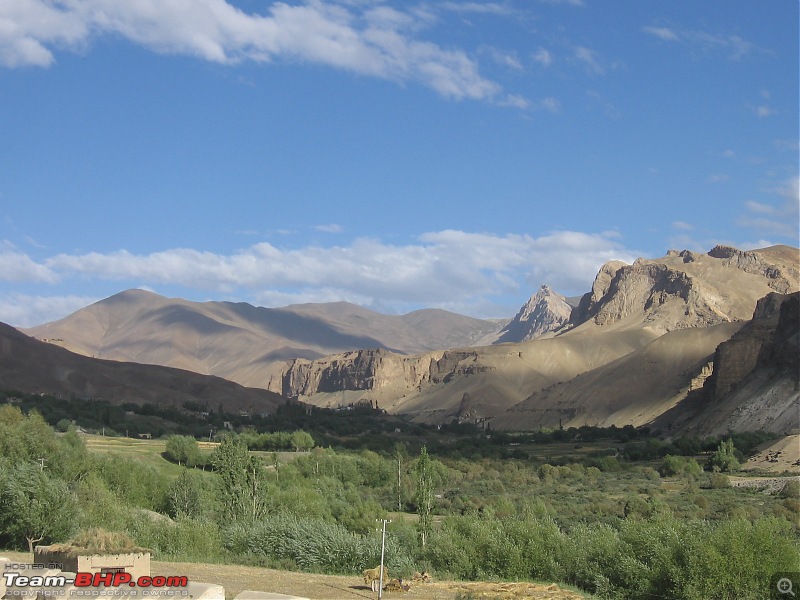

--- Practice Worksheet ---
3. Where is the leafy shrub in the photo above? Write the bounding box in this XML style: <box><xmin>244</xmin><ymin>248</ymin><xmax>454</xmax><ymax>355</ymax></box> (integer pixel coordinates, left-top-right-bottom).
<box><xmin>127</xmin><ymin>515</ymin><xmax>221</xmax><ymax>562</ymax></box>
<box><xmin>223</xmin><ymin>514</ymin><xmax>411</xmax><ymax>574</ymax></box>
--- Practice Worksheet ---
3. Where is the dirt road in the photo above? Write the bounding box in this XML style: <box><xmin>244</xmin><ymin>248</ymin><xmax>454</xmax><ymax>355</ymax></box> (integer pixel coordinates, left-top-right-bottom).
<box><xmin>1</xmin><ymin>551</ymin><xmax>588</xmax><ymax>600</ymax></box>
<box><xmin>153</xmin><ymin>559</ymin><xmax>588</xmax><ymax>599</ymax></box>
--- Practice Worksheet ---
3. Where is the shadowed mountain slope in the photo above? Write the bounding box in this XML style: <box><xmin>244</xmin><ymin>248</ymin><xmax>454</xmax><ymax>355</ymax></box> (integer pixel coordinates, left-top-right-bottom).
<box><xmin>0</xmin><ymin>322</ymin><xmax>284</xmax><ymax>414</ymax></box>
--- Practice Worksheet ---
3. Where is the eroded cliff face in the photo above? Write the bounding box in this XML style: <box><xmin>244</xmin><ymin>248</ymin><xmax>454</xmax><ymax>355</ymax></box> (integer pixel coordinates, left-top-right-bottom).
<box><xmin>275</xmin><ymin>348</ymin><xmax>497</xmax><ymax>398</ymax></box>
<box><xmin>705</xmin><ymin>292</ymin><xmax>799</xmax><ymax>402</ymax></box>
<box><xmin>568</xmin><ymin>246</ymin><xmax>799</xmax><ymax>333</ymax></box>
<box><xmin>652</xmin><ymin>292</ymin><xmax>800</xmax><ymax>436</ymax></box>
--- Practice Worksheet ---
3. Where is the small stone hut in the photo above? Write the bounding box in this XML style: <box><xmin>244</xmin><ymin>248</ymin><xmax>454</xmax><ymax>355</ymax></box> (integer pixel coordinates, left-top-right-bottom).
<box><xmin>34</xmin><ymin>529</ymin><xmax>150</xmax><ymax>579</ymax></box>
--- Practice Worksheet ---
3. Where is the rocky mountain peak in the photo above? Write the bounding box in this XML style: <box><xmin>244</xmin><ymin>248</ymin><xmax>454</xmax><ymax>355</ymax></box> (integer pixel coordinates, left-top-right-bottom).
<box><xmin>493</xmin><ymin>284</ymin><xmax>572</xmax><ymax>343</ymax></box>
<box><xmin>567</xmin><ymin>245</ymin><xmax>799</xmax><ymax>333</ymax></box>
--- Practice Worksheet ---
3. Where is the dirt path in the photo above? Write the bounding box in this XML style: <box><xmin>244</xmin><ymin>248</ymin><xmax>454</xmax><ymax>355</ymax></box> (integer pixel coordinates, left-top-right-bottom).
<box><xmin>1</xmin><ymin>552</ymin><xmax>588</xmax><ymax>600</ymax></box>
<box><xmin>152</xmin><ymin>560</ymin><xmax>588</xmax><ymax>600</ymax></box>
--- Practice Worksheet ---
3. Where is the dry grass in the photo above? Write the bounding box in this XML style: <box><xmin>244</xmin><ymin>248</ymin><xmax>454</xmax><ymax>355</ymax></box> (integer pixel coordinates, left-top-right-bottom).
<box><xmin>47</xmin><ymin>528</ymin><xmax>148</xmax><ymax>556</ymax></box>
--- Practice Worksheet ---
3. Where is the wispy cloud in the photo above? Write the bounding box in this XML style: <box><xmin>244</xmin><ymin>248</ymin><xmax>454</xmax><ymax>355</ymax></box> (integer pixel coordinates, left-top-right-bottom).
<box><xmin>538</xmin><ymin>0</ymin><xmax>584</xmax><ymax>6</ymax></box>
<box><xmin>314</xmin><ymin>223</ymin><xmax>344</xmax><ymax>233</ymax></box>
<box><xmin>531</xmin><ymin>47</ymin><xmax>553</xmax><ymax>67</ymax></box>
<box><xmin>480</xmin><ymin>45</ymin><xmax>523</xmax><ymax>70</ymax></box>
<box><xmin>671</xmin><ymin>221</ymin><xmax>694</xmax><ymax>231</ymax></box>
<box><xmin>642</xmin><ymin>25</ymin><xmax>756</xmax><ymax>60</ymax></box>
<box><xmin>737</xmin><ymin>177</ymin><xmax>800</xmax><ymax>240</ymax></box>
<box><xmin>0</xmin><ymin>0</ymin><xmax>509</xmax><ymax>103</ymax></box>
<box><xmin>0</xmin><ymin>230</ymin><xmax>638</xmax><ymax>325</ymax></box>
<box><xmin>641</xmin><ymin>26</ymin><xmax>679</xmax><ymax>42</ymax></box>
<box><xmin>706</xmin><ymin>174</ymin><xmax>730</xmax><ymax>184</ymax></box>
<box><xmin>573</xmin><ymin>46</ymin><xmax>604</xmax><ymax>75</ymax></box>
<box><xmin>439</xmin><ymin>2</ymin><xmax>514</xmax><ymax>16</ymax></box>
<box><xmin>752</xmin><ymin>105</ymin><xmax>776</xmax><ymax>118</ymax></box>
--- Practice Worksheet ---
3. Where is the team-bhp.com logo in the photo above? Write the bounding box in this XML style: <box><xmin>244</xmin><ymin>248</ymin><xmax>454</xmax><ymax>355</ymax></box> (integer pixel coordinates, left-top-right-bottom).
<box><xmin>4</xmin><ymin>572</ymin><xmax>188</xmax><ymax>596</ymax></box>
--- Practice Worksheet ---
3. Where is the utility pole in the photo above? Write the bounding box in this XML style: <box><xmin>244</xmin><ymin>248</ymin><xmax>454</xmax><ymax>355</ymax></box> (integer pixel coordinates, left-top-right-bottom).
<box><xmin>376</xmin><ymin>518</ymin><xmax>391</xmax><ymax>600</ymax></box>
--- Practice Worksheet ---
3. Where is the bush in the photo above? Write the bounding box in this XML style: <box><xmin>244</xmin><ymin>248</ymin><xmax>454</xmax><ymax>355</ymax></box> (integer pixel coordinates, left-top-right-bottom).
<box><xmin>780</xmin><ymin>479</ymin><xmax>800</xmax><ymax>499</ymax></box>
<box><xmin>710</xmin><ymin>473</ymin><xmax>730</xmax><ymax>489</ymax></box>
<box><xmin>222</xmin><ymin>514</ymin><xmax>407</xmax><ymax>574</ymax></box>
<box><xmin>127</xmin><ymin>515</ymin><xmax>221</xmax><ymax>562</ymax></box>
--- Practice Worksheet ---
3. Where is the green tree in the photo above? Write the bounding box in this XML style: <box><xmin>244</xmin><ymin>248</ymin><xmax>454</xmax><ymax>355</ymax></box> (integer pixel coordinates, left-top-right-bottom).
<box><xmin>290</xmin><ymin>430</ymin><xmax>315</xmax><ymax>452</ymax></box>
<box><xmin>415</xmin><ymin>446</ymin><xmax>434</xmax><ymax>547</ymax></box>
<box><xmin>394</xmin><ymin>442</ymin><xmax>408</xmax><ymax>512</ymax></box>
<box><xmin>167</xmin><ymin>469</ymin><xmax>204</xmax><ymax>519</ymax></box>
<box><xmin>164</xmin><ymin>435</ymin><xmax>201</xmax><ymax>467</ymax></box>
<box><xmin>0</xmin><ymin>462</ymin><xmax>76</xmax><ymax>551</ymax></box>
<box><xmin>707</xmin><ymin>439</ymin><xmax>740</xmax><ymax>473</ymax></box>
<box><xmin>211</xmin><ymin>437</ymin><xmax>268</xmax><ymax>523</ymax></box>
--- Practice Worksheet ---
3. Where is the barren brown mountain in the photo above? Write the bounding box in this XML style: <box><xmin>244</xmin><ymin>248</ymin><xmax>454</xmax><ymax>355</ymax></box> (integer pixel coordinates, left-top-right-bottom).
<box><xmin>24</xmin><ymin>290</ymin><xmax>502</xmax><ymax>389</ymax></box>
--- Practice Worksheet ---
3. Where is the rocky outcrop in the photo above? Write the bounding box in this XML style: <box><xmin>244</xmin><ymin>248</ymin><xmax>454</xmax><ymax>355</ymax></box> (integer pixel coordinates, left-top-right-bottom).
<box><xmin>708</xmin><ymin>245</ymin><xmax>799</xmax><ymax>294</ymax></box>
<box><xmin>276</xmin><ymin>347</ymin><xmax>496</xmax><ymax>399</ymax></box>
<box><xmin>569</xmin><ymin>261</ymin><xmax>728</xmax><ymax>330</ymax></box>
<box><xmin>568</xmin><ymin>246</ymin><xmax>799</xmax><ymax>333</ymax></box>
<box><xmin>704</xmin><ymin>292</ymin><xmax>798</xmax><ymax>402</ymax></box>
<box><xmin>650</xmin><ymin>292</ymin><xmax>799</xmax><ymax>436</ymax></box>
<box><xmin>493</xmin><ymin>285</ymin><xmax>572</xmax><ymax>343</ymax></box>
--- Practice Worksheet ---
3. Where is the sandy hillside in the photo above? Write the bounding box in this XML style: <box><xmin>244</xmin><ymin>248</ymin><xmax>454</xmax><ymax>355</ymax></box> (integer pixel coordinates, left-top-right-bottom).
<box><xmin>742</xmin><ymin>434</ymin><xmax>800</xmax><ymax>474</ymax></box>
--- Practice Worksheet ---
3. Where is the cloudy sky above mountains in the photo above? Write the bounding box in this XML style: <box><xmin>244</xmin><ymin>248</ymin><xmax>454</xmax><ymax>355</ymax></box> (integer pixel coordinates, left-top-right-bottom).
<box><xmin>1</xmin><ymin>0</ymin><xmax>798</xmax><ymax>326</ymax></box>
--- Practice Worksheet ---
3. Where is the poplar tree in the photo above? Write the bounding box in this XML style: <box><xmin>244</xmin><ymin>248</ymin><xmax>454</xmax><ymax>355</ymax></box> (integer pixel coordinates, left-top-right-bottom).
<box><xmin>415</xmin><ymin>446</ymin><xmax>434</xmax><ymax>547</ymax></box>
<box><xmin>211</xmin><ymin>437</ymin><xmax>268</xmax><ymax>523</ymax></box>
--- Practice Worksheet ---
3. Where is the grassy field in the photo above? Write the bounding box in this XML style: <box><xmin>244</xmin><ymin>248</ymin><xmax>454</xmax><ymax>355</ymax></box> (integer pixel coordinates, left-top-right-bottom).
<box><xmin>82</xmin><ymin>434</ymin><xmax>303</xmax><ymax>472</ymax></box>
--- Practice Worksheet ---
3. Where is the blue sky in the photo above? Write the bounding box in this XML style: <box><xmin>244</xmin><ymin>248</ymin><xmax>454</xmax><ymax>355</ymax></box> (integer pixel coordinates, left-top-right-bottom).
<box><xmin>1</xmin><ymin>0</ymin><xmax>798</xmax><ymax>327</ymax></box>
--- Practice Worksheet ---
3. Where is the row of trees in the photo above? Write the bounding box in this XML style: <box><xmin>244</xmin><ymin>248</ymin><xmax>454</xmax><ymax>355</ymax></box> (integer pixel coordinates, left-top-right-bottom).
<box><xmin>163</xmin><ymin>429</ymin><xmax>316</xmax><ymax>468</ymax></box>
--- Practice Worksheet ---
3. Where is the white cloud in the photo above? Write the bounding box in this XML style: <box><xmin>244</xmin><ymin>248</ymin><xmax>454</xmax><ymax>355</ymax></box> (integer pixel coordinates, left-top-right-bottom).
<box><xmin>0</xmin><ymin>0</ymin><xmax>89</xmax><ymax>67</ymax></box>
<box><xmin>0</xmin><ymin>0</ymin><xmax>505</xmax><ymax>102</ymax></box>
<box><xmin>0</xmin><ymin>248</ymin><xmax>59</xmax><ymax>283</ymax></box>
<box><xmin>0</xmin><ymin>229</ymin><xmax>639</xmax><ymax>324</ymax></box>
<box><xmin>0</xmin><ymin>293</ymin><xmax>99</xmax><ymax>328</ymax></box>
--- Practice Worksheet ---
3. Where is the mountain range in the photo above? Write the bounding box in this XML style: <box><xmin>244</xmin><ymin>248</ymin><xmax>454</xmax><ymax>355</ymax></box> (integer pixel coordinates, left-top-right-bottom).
<box><xmin>10</xmin><ymin>244</ymin><xmax>800</xmax><ymax>434</ymax></box>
